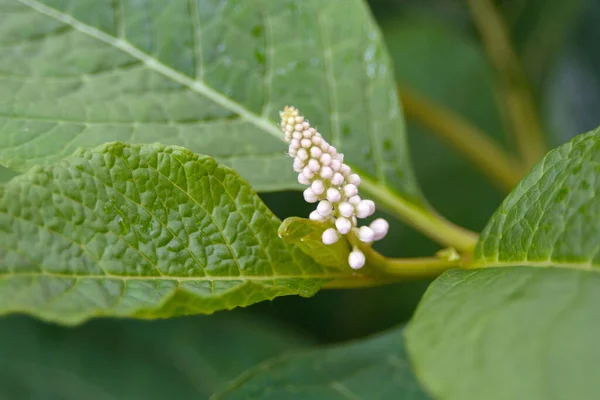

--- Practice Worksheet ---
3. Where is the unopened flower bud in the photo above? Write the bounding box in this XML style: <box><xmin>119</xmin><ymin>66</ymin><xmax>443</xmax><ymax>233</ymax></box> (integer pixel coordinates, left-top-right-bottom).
<box><xmin>340</xmin><ymin>164</ymin><xmax>351</xmax><ymax>177</ymax></box>
<box><xmin>348</xmin><ymin>174</ymin><xmax>361</xmax><ymax>186</ymax></box>
<box><xmin>348</xmin><ymin>249</ymin><xmax>366</xmax><ymax>269</ymax></box>
<box><xmin>370</xmin><ymin>218</ymin><xmax>389</xmax><ymax>240</ymax></box>
<box><xmin>302</xmin><ymin>167</ymin><xmax>315</xmax><ymax>180</ymax></box>
<box><xmin>297</xmin><ymin>148</ymin><xmax>308</xmax><ymax>161</ymax></box>
<box><xmin>348</xmin><ymin>195</ymin><xmax>361</xmax><ymax>205</ymax></box>
<box><xmin>322</xmin><ymin>228</ymin><xmax>339</xmax><ymax>245</ymax></box>
<box><xmin>298</xmin><ymin>174</ymin><xmax>310</xmax><ymax>185</ymax></box>
<box><xmin>310</xmin><ymin>147</ymin><xmax>322</xmax><ymax>159</ymax></box>
<box><xmin>317</xmin><ymin>200</ymin><xmax>333</xmax><ymax>217</ymax></box>
<box><xmin>327</xmin><ymin>188</ymin><xmax>341</xmax><ymax>203</ymax></box>
<box><xmin>311</xmin><ymin>180</ymin><xmax>325</xmax><ymax>195</ymax></box>
<box><xmin>308</xmin><ymin>159</ymin><xmax>321</xmax><ymax>172</ymax></box>
<box><xmin>301</xmin><ymin>138</ymin><xmax>312</xmax><ymax>148</ymax></box>
<box><xmin>330</xmin><ymin>159</ymin><xmax>342</xmax><ymax>171</ymax></box>
<box><xmin>320</xmin><ymin>166</ymin><xmax>333</xmax><ymax>179</ymax></box>
<box><xmin>303</xmin><ymin>188</ymin><xmax>318</xmax><ymax>203</ymax></box>
<box><xmin>338</xmin><ymin>202</ymin><xmax>354</xmax><ymax>218</ymax></box>
<box><xmin>331</xmin><ymin>173</ymin><xmax>344</xmax><ymax>186</ymax></box>
<box><xmin>355</xmin><ymin>200</ymin><xmax>372</xmax><ymax>218</ymax></box>
<box><xmin>343</xmin><ymin>184</ymin><xmax>358</xmax><ymax>197</ymax></box>
<box><xmin>358</xmin><ymin>226</ymin><xmax>375</xmax><ymax>243</ymax></box>
<box><xmin>309</xmin><ymin>210</ymin><xmax>324</xmax><ymax>220</ymax></box>
<box><xmin>335</xmin><ymin>217</ymin><xmax>352</xmax><ymax>234</ymax></box>
<box><xmin>320</xmin><ymin>153</ymin><xmax>332</xmax><ymax>166</ymax></box>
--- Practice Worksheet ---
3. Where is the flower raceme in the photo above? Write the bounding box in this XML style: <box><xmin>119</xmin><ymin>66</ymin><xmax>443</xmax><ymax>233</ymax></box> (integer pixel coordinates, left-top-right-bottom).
<box><xmin>279</xmin><ymin>106</ymin><xmax>389</xmax><ymax>270</ymax></box>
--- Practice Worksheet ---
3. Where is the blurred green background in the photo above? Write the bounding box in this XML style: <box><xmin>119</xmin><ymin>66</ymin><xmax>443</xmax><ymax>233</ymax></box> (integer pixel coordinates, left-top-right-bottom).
<box><xmin>2</xmin><ymin>0</ymin><xmax>599</xmax><ymax>397</ymax></box>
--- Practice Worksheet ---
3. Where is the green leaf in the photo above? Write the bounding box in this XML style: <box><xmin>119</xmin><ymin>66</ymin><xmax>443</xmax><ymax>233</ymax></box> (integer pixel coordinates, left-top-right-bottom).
<box><xmin>475</xmin><ymin>127</ymin><xmax>600</xmax><ymax>268</ymax></box>
<box><xmin>278</xmin><ymin>217</ymin><xmax>350</xmax><ymax>269</ymax></box>
<box><xmin>0</xmin><ymin>312</ymin><xmax>311</xmax><ymax>399</ymax></box>
<box><xmin>214</xmin><ymin>327</ymin><xmax>431</xmax><ymax>399</ymax></box>
<box><xmin>405</xmin><ymin>266</ymin><xmax>600</xmax><ymax>400</ymax></box>
<box><xmin>0</xmin><ymin>0</ymin><xmax>423</xmax><ymax>204</ymax></box>
<box><xmin>0</xmin><ymin>142</ymin><xmax>349</xmax><ymax>324</ymax></box>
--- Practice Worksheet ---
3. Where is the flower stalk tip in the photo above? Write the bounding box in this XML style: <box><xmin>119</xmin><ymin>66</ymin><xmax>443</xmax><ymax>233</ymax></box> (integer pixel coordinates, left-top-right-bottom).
<box><xmin>279</xmin><ymin>106</ymin><xmax>390</xmax><ymax>270</ymax></box>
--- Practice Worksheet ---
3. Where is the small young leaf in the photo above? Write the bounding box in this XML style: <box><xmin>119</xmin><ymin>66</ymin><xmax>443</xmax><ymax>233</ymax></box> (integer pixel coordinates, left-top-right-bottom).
<box><xmin>214</xmin><ymin>327</ymin><xmax>431</xmax><ymax>399</ymax></box>
<box><xmin>475</xmin><ymin>127</ymin><xmax>600</xmax><ymax>268</ymax></box>
<box><xmin>406</xmin><ymin>267</ymin><xmax>600</xmax><ymax>400</ymax></box>
<box><xmin>0</xmin><ymin>313</ymin><xmax>311</xmax><ymax>399</ymax></box>
<box><xmin>278</xmin><ymin>217</ymin><xmax>350</xmax><ymax>269</ymax></box>
<box><xmin>0</xmin><ymin>143</ymin><xmax>349</xmax><ymax>324</ymax></box>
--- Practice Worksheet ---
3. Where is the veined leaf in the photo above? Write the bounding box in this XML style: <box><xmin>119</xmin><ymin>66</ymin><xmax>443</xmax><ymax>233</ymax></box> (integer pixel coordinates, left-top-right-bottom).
<box><xmin>0</xmin><ymin>142</ymin><xmax>349</xmax><ymax>324</ymax></box>
<box><xmin>406</xmin><ymin>267</ymin><xmax>600</xmax><ymax>400</ymax></box>
<box><xmin>214</xmin><ymin>327</ymin><xmax>430</xmax><ymax>399</ymax></box>
<box><xmin>0</xmin><ymin>313</ymin><xmax>311</xmax><ymax>399</ymax></box>
<box><xmin>278</xmin><ymin>217</ymin><xmax>350</xmax><ymax>269</ymax></box>
<box><xmin>475</xmin><ymin>127</ymin><xmax>600</xmax><ymax>268</ymax></box>
<box><xmin>0</xmin><ymin>0</ymin><xmax>423</xmax><ymax>203</ymax></box>
<box><xmin>406</xmin><ymin>128</ymin><xmax>600</xmax><ymax>399</ymax></box>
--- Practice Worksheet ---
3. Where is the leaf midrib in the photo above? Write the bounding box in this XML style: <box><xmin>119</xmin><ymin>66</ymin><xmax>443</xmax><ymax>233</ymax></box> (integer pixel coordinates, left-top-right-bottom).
<box><xmin>17</xmin><ymin>0</ymin><xmax>283</xmax><ymax>141</ymax></box>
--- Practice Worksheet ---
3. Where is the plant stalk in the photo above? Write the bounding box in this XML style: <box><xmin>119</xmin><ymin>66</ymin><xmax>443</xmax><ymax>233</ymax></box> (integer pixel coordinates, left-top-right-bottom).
<box><xmin>399</xmin><ymin>86</ymin><xmax>525</xmax><ymax>192</ymax></box>
<box><xmin>466</xmin><ymin>0</ymin><xmax>547</xmax><ymax>169</ymax></box>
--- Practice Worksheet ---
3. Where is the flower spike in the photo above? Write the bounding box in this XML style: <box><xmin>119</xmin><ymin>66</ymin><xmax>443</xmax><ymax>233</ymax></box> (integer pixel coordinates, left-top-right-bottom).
<box><xmin>279</xmin><ymin>106</ymin><xmax>389</xmax><ymax>270</ymax></box>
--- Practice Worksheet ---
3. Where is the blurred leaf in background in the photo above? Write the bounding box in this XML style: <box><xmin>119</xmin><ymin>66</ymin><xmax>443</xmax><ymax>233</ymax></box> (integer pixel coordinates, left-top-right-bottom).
<box><xmin>0</xmin><ymin>312</ymin><xmax>311</xmax><ymax>399</ymax></box>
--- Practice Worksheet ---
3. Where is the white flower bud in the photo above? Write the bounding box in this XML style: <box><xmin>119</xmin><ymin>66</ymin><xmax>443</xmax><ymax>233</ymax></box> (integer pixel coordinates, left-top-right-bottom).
<box><xmin>294</xmin><ymin>123</ymin><xmax>303</xmax><ymax>131</ymax></box>
<box><xmin>310</xmin><ymin>146</ymin><xmax>323</xmax><ymax>159</ymax></box>
<box><xmin>312</xmin><ymin>135</ymin><xmax>323</xmax><ymax>146</ymax></box>
<box><xmin>293</xmin><ymin>158</ymin><xmax>304</xmax><ymax>172</ymax></box>
<box><xmin>329</xmin><ymin>146</ymin><xmax>337</xmax><ymax>156</ymax></box>
<box><xmin>358</xmin><ymin>226</ymin><xmax>375</xmax><ymax>243</ymax></box>
<box><xmin>330</xmin><ymin>159</ymin><xmax>341</xmax><ymax>171</ymax></box>
<box><xmin>370</xmin><ymin>218</ymin><xmax>389</xmax><ymax>240</ymax></box>
<box><xmin>309</xmin><ymin>210</ymin><xmax>324</xmax><ymax>220</ymax></box>
<box><xmin>320</xmin><ymin>166</ymin><xmax>333</xmax><ymax>179</ymax></box>
<box><xmin>297</xmin><ymin>148</ymin><xmax>308</xmax><ymax>161</ymax></box>
<box><xmin>311</xmin><ymin>180</ymin><xmax>325</xmax><ymax>195</ymax></box>
<box><xmin>303</xmin><ymin>121</ymin><xmax>311</xmax><ymax>130</ymax></box>
<box><xmin>343</xmin><ymin>184</ymin><xmax>358</xmax><ymax>197</ymax></box>
<box><xmin>355</xmin><ymin>200</ymin><xmax>372</xmax><ymax>218</ymax></box>
<box><xmin>331</xmin><ymin>173</ymin><xmax>344</xmax><ymax>186</ymax></box>
<box><xmin>303</xmin><ymin>188</ymin><xmax>318</xmax><ymax>203</ymax></box>
<box><xmin>322</xmin><ymin>228</ymin><xmax>339</xmax><ymax>245</ymax></box>
<box><xmin>295</xmin><ymin>115</ymin><xmax>304</xmax><ymax>123</ymax></box>
<box><xmin>340</xmin><ymin>164</ymin><xmax>351</xmax><ymax>177</ymax></box>
<box><xmin>317</xmin><ymin>200</ymin><xmax>332</xmax><ymax>217</ymax></box>
<box><xmin>303</xmin><ymin>128</ymin><xmax>312</xmax><ymax>137</ymax></box>
<box><xmin>293</xmin><ymin>131</ymin><xmax>303</xmax><ymax>140</ymax></box>
<box><xmin>302</xmin><ymin>167</ymin><xmax>315</xmax><ymax>180</ymax></box>
<box><xmin>298</xmin><ymin>174</ymin><xmax>310</xmax><ymax>185</ymax></box>
<box><xmin>348</xmin><ymin>174</ymin><xmax>361</xmax><ymax>186</ymax></box>
<box><xmin>335</xmin><ymin>217</ymin><xmax>352</xmax><ymax>234</ymax></box>
<box><xmin>326</xmin><ymin>188</ymin><xmax>341</xmax><ymax>203</ymax></box>
<box><xmin>288</xmin><ymin>147</ymin><xmax>297</xmax><ymax>157</ymax></box>
<box><xmin>348</xmin><ymin>249</ymin><xmax>366</xmax><ymax>270</ymax></box>
<box><xmin>290</xmin><ymin>138</ymin><xmax>300</xmax><ymax>149</ymax></box>
<box><xmin>308</xmin><ymin>158</ymin><xmax>321</xmax><ymax>172</ymax></box>
<box><xmin>321</xmin><ymin>142</ymin><xmax>330</xmax><ymax>151</ymax></box>
<box><xmin>320</xmin><ymin>153</ymin><xmax>332</xmax><ymax>166</ymax></box>
<box><xmin>338</xmin><ymin>202</ymin><xmax>354</xmax><ymax>218</ymax></box>
<box><xmin>301</xmin><ymin>138</ymin><xmax>312</xmax><ymax>148</ymax></box>
<box><xmin>348</xmin><ymin>195</ymin><xmax>361</xmax><ymax>205</ymax></box>
<box><xmin>287</xmin><ymin>117</ymin><xmax>295</xmax><ymax>124</ymax></box>
<box><xmin>364</xmin><ymin>199</ymin><xmax>376</xmax><ymax>214</ymax></box>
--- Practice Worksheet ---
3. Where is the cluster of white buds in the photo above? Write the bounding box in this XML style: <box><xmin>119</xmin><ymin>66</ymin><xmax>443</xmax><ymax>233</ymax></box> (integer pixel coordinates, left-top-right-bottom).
<box><xmin>280</xmin><ymin>106</ymin><xmax>389</xmax><ymax>270</ymax></box>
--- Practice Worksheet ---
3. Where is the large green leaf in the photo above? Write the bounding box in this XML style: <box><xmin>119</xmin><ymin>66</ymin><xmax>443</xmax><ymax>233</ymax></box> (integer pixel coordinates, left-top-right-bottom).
<box><xmin>214</xmin><ymin>327</ymin><xmax>430</xmax><ymax>399</ymax></box>
<box><xmin>405</xmin><ymin>267</ymin><xmax>600</xmax><ymax>400</ymax></box>
<box><xmin>0</xmin><ymin>142</ymin><xmax>348</xmax><ymax>324</ymax></box>
<box><xmin>0</xmin><ymin>0</ymin><xmax>423</xmax><ymax>203</ymax></box>
<box><xmin>0</xmin><ymin>312</ymin><xmax>311</xmax><ymax>399</ymax></box>
<box><xmin>475</xmin><ymin>127</ymin><xmax>600</xmax><ymax>268</ymax></box>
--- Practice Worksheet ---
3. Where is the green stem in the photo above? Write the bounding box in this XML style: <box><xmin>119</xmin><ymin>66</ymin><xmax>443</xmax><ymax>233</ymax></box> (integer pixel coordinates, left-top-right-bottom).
<box><xmin>466</xmin><ymin>0</ymin><xmax>547</xmax><ymax>169</ymax></box>
<box><xmin>358</xmin><ymin>175</ymin><xmax>478</xmax><ymax>253</ymax></box>
<box><xmin>399</xmin><ymin>86</ymin><xmax>525</xmax><ymax>192</ymax></box>
<box><xmin>347</xmin><ymin>233</ymin><xmax>463</xmax><ymax>280</ymax></box>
